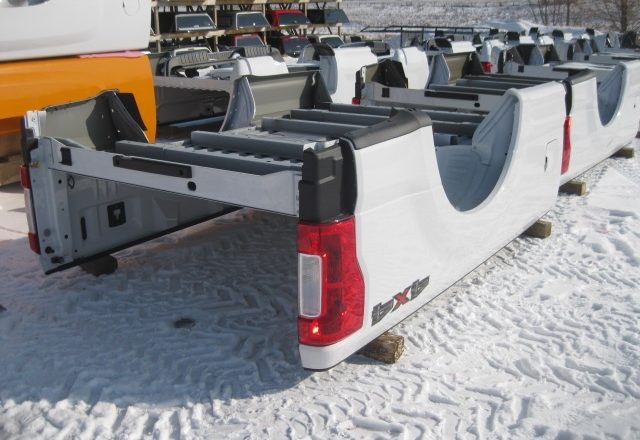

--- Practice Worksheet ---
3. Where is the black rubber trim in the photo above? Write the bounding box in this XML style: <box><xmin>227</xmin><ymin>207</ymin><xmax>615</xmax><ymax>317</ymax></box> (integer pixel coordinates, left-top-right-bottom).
<box><xmin>298</xmin><ymin>142</ymin><xmax>356</xmax><ymax>223</ymax></box>
<box><xmin>507</xmin><ymin>31</ymin><xmax>521</xmax><ymax>41</ymax></box>
<box><xmin>113</xmin><ymin>156</ymin><xmax>192</xmax><ymax>178</ymax></box>
<box><xmin>562</xmin><ymin>71</ymin><xmax>596</xmax><ymax>116</ymax></box>
<box><xmin>342</xmin><ymin>109</ymin><xmax>432</xmax><ymax>150</ymax></box>
<box><xmin>108</xmin><ymin>94</ymin><xmax>148</xmax><ymax>143</ymax></box>
<box><xmin>424</xmin><ymin>90</ymin><xmax>479</xmax><ymax>101</ymax></box>
<box><xmin>80</xmin><ymin>217</ymin><xmax>87</xmax><ymax>240</ymax></box>
<box><xmin>232</xmin><ymin>46</ymin><xmax>283</xmax><ymax>61</ymax></box>
<box><xmin>60</xmin><ymin>147</ymin><xmax>72</xmax><ymax>166</ymax></box>
<box><xmin>312</xmin><ymin>43</ymin><xmax>335</xmax><ymax>57</ymax></box>
<box><xmin>115</xmin><ymin>93</ymin><xmax>147</xmax><ymax>131</ymax></box>
<box><xmin>552</xmin><ymin>67</ymin><xmax>587</xmax><ymax>74</ymax></box>
<box><xmin>562</xmin><ymin>81</ymin><xmax>572</xmax><ymax>116</ymax></box>
<box><xmin>44</xmin><ymin>207</ymin><xmax>239</xmax><ymax>275</ymax></box>
<box><xmin>20</xmin><ymin>118</ymin><xmax>37</xmax><ymax>165</ymax></box>
<box><xmin>565</xmin><ymin>70</ymin><xmax>596</xmax><ymax>85</ymax></box>
<box><xmin>433</xmin><ymin>37</ymin><xmax>452</xmax><ymax>48</ymax></box>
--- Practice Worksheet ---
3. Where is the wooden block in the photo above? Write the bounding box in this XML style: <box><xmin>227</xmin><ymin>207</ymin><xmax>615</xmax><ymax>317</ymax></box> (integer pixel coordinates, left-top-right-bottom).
<box><xmin>612</xmin><ymin>147</ymin><xmax>635</xmax><ymax>159</ymax></box>
<box><xmin>559</xmin><ymin>180</ymin><xmax>587</xmax><ymax>196</ymax></box>
<box><xmin>0</xmin><ymin>132</ymin><xmax>21</xmax><ymax>158</ymax></box>
<box><xmin>524</xmin><ymin>220</ymin><xmax>552</xmax><ymax>239</ymax></box>
<box><xmin>80</xmin><ymin>255</ymin><xmax>118</xmax><ymax>276</ymax></box>
<box><xmin>359</xmin><ymin>332</ymin><xmax>404</xmax><ymax>364</ymax></box>
<box><xmin>0</xmin><ymin>154</ymin><xmax>22</xmax><ymax>187</ymax></box>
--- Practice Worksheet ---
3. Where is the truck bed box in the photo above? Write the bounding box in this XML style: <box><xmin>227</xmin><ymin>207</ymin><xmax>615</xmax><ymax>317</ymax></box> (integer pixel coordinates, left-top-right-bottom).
<box><xmin>23</xmin><ymin>80</ymin><xmax>566</xmax><ymax>369</ymax></box>
<box><xmin>362</xmin><ymin>52</ymin><xmax>640</xmax><ymax>184</ymax></box>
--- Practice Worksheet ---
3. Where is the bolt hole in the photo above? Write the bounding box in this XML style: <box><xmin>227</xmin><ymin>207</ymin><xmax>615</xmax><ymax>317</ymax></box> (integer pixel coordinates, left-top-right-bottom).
<box><xmin>64</xmin><ymin>234</ymin><xmax>68</xmax><ymax>239</ymax></box>
<box><xmin>58</xmin><ymin>179</ymin><xmax>62</xmax><ymax>184</ymax></box>
<box><xmin>188</xmin><ymin>181</ymin><xmax>197</xmax><ymax>191</ymax></box>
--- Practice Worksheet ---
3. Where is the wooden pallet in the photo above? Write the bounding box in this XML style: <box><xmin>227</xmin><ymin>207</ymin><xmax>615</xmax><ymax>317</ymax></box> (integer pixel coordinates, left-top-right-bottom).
<box><xmin>359</xmin><ymin>332</ymin><xmax>404</xmax><ymax>364</ymax></box>
<box><xmin>0</xmin><ymin>131</ymin><xmax>21</xmax><ymax>158</ymax></box>
<box><xmin>524</xmin><ymin>219</ymin><xmax>552</xmax><ymax>239</ymax></box>
<box><xmin>559</xmin><ymin>180</ymin><xmax>587</xmax><ymax>196</ymax></box>
<box><xmin>612</xmin><ymin>147</ymin><xmax>635</xmax><ymax>159</ymax></box>
<box><xmin>0</xmin><ymin>154</ymin><xmax>21</xmax><ymax>187</ymax></box>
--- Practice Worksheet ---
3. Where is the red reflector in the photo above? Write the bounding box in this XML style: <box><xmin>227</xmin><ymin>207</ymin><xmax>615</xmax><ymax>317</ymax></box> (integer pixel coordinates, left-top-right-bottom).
<box><xmin>20</xmin><ymin>165</ymin><xmax>30</xmax><ymax>189</ymax></box>
<box><xmin>351</xmin><ymin>97</ymin><xmax>361</xmax><ymax>105</ymax></box>
<box><xmin>28</xmin><ymin>232</ymin><xmax>40</xmax><ymax>254</ymax></box>
<box><xmin>562</xmin><ymin>116</ymin><xmax>571</xmax><ymax>174</ymax></box>
<box><xmin>481</xmin><ymin>62</ymin><xmax>492</xmax><ymax>73</ymax></box>
<box><xmin>297</xmin><ymin>217</ymin><xmax>365</xmax><ymax>346</ymax></box>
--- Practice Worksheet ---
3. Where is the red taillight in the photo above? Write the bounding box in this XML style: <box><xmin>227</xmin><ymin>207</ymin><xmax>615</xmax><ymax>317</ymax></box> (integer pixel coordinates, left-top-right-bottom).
<box><xmin>28</xmin><ymin>232</ymin><xmax>40</xmax><ymax>254</ymax></box>
<box><xmin>351</xmin><ymin>97</ymin><xmax>361</xmax><ymax>105</ymax></box>
<box><xmin>20</xmin><ymin>165</ymin><xmax>30</xmax><ymax>189</ymax></box>
<box><xmin>562</xmin><ymin>116</ymin><xmax>571</xmax><ymax>174</ymax></box>
<box><xmin>297</xmin><ymin>217</ymin><xmax>365</xmax><ymax>346</ymax></box>
<box><xmin>21</xmin><ymin>165</ymin><xmax>40</xmax><ymax>254</ymax></box>
<box><xmin>481</xmin><ymin>62</ymin><xmax>492</xmax><ymax>73</ymax></box>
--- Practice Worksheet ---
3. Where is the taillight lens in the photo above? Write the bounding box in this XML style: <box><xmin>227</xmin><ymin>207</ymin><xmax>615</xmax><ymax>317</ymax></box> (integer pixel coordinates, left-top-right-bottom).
<box><xmin>20</xmin><ymin>165</ymin><xmax>40</xmax><ymax>254</ymax></box>
<box><xmin>297</xmin><ymin>217</ymin><xmax>365</xmax><ymax>346</ymax></box>
<box><xmin>20</xmin><ymin>165</ymin><xmax>30</xmax><ymax>189</ymax></box>
<box><xmin>28</xmin><ymin>232</ymin><xmax>40</xmax><ymax>254</ymax></box>
<box><xmin>351</xmin><ymin>97</ymin><xmax>361</xmax><ymax>105</ymax></box>
<box><xmin>562</xmin><ymin>116</ymin><xmax>571</xmax><ymax>174</ymax></box>
<box><xmin>481</xmin><ymin>62</ymin><xmax>492</xmax><ymax>73</ymax></box>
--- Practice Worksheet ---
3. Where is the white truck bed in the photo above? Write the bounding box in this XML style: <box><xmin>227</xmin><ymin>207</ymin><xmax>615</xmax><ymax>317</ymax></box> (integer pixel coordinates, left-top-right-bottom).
<box><xmin>23</xmin><ymin>81</ymin><xmax>566</xmax><ymax>369</ymax></box>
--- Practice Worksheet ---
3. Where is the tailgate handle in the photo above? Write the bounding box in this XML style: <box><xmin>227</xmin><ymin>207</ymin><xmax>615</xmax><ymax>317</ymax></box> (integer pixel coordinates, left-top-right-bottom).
<box><xmin>113</xmin><ymin>156</ymin><xmax>192</xmax><ymax>178</ymax></box>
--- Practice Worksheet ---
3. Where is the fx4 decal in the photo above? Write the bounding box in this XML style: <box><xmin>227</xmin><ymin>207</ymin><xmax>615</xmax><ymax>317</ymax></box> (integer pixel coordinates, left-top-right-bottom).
<box><xmin>371</xmin><ymin>276</ymin><xmax>430</xmax><ymax>326</ymax></box>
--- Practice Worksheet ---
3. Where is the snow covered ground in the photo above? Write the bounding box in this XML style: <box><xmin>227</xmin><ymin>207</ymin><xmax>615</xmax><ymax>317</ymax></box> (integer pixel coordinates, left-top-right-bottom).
<box><xmin>342</xmin><ymin>0</ymin><xmax>534</xmax><ymax>30</ymax></box>
<box><xmin>340</xmin><ymin>0</ymin><xmax>604</xmax><ymax>36</ymax></box>
<box><xmin>0</xmin><ymin>140</ymin><xmax>639</xmax><ymax>439</ymax></box>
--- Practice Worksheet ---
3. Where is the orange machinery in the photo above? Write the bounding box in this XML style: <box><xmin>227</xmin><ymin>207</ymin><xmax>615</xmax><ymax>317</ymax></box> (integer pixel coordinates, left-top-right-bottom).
<box><xmin>0</xmin><ymin>54</ymin><xmax>156</xmax><ymax>185</ymax></box>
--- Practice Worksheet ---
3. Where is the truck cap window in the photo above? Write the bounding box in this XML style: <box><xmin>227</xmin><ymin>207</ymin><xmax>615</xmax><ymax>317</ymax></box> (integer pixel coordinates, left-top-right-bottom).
<box><xmin>276</xmin><ymin>12</ymin><xmax>309</xmax><ymax>26</ymax></box>
<box><xmin>237</xmin><ymin>13</ymin><xmax>269</xmax><ymax>28</ymax></box>
<box><xmin>175</xmin><ymin>14</ymin><xmax>215</xmax><ymax>32</ymax></box>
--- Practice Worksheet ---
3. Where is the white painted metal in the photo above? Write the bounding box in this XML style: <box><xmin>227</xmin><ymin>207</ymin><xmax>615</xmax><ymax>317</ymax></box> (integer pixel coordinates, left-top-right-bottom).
<box><xmin>502</xmin><ymin>61</ymin><xmax>614</xmax><ymax>81</ymax></box>
<box><xmin>431</xmin><ymin>40</ymin><xmax>477</xmax><ymax>54</ymax></box>
<box><xmin>317</xmin><ymin>46</ymin><xmax>378</xmax><ymax>104</ymax></box>
<box><xmin>391</xmin><ymin>47</ymin><xmax>429</xmax><ymax>89</ymax></box>
<box><xmin>478</xmin><ymin>39</ymin><xmax>505</xmax><ymax>73</ymax></box>
<box><xmin>230</xmin><ymin>55</ymin><xmax>289</xmax><ymax>80</ymax></box>
<box><xmin>0</xmin><ymin>0</ymin><xmax>151</xmax><ymax>61</ymax></box>
<box><xmin>538</xmin><ymin>35</ymin><xmax>555</xmax><ymax>46</ymax></box>
<box><xmin>516</xmin><ymin>35</ymin><xmax>535</xmax><ymax>45</ymax></box>
<box><xmin>366</xmin><ymin>56</ymin><xmax>640</xmax><ymax>188</ymax></box>
<box><xmin>561</xmin><ymin>61</ymin><xmax>640</xmax><ymax>183</ymax></box>
<box><xmin>361</xmin><ymin>81</ymin><xmax>500</xmax><ymax>112</ymax></box>
<box><xmin>300</xmin><ymin>82</ymin><xmax>566</xmax><ymax>369</ymax></box>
